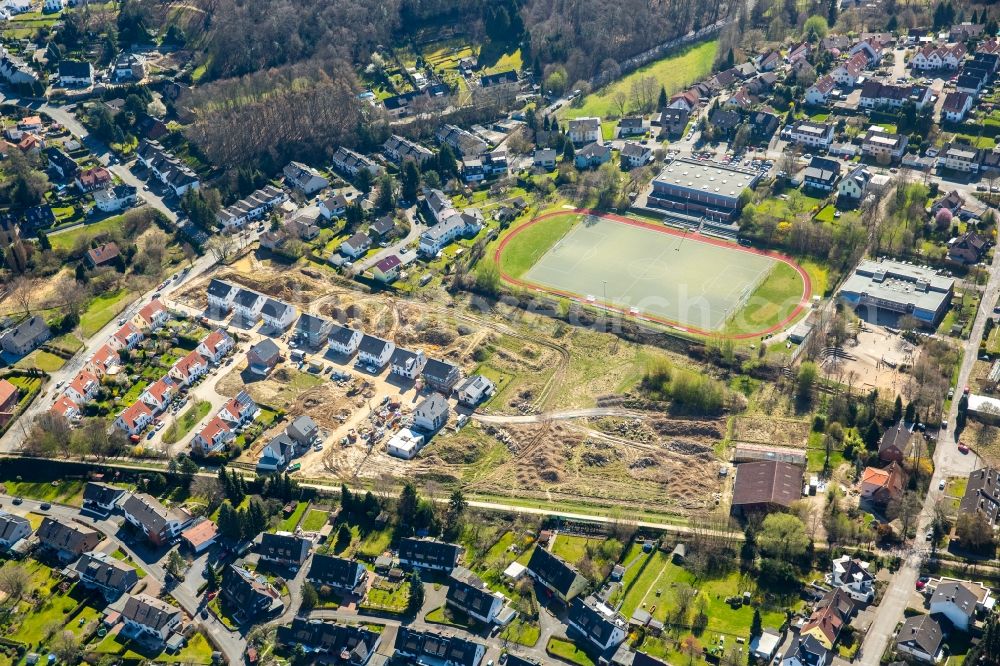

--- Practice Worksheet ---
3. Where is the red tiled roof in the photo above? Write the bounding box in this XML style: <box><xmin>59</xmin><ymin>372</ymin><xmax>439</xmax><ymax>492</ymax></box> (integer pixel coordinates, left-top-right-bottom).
<box><xmin>0</xmin><ymin>379</ymin><xmax>18</xmax><ymax>407</ymax></box>
<box><xmin>120</xmin><ymin>401</ymin><xmax>153</xmax><ymax>428</ymax></box>
<box><xmin>51</xmin><ymin>395</ymin><xmax>80</xmax><ymax>418</ymax></box>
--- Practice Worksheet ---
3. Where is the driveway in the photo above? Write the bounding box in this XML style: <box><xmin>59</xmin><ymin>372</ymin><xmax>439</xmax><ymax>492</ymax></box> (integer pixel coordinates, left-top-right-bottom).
<box><xmin>354</xmin><ymin>207</ymin><xmax>424</xmax><ymax>273</ymax></box>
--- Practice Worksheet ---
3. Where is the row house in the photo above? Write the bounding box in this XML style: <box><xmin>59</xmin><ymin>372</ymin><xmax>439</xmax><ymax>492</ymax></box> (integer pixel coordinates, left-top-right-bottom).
<box><xmin>295</xmin><ymin>313</ymin><xmax>333</xmax><ymax>349</ymax></box>
<box><xmin>219</xmin><ymin>390</ymin><xmax>258</xmax><ymax>426</ymax></box>
<box><xmin>110</xmin><ymin>322</ymin><xmax>143</xmax><ymax>351</ymax></box>
<box><xmin>328</xmin><ymin>324</ymin><xmax>363</xmax><ymax>357</ymax></box>
<box><xmin>859</xmin><ymin>80</ymin><xmax>932</xmax><ymax>110</ymax></box>
<box><xmin>234</xmin><ymin>289</ymin><xmax>266</xmax><ymax>326</ymax></box>
<box><xmin>382</xmin><ymin>134</ymin><xmax>435</xmax><ymax>165</ymax></box>
<box><xmin>216</xmin><ymin>185</ymin><xmax>287</xmax><ymax>230</ymax></box>
<box><xmin>331</xmin><ymin>146</ymin><xmax>382</xmax><ymax>179</ymax></box>
<box><xmin>911</xmin><ymin>43</ymin><xmax>966</xmax><ymax>70</ymax></box>
<box><xmin>261</xmin><ymin>298</ymin><xmax>297</xmax><ymax>331</ymax></box>
<box><xmin>136</xmin><ymin>140</ymin><xmax>200</xmax><ymax>196</ymax></box>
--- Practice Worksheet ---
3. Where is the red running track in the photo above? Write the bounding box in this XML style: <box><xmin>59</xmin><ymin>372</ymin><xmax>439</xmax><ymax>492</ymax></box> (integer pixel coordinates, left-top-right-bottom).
<box><xmin>493</xmin><ymin>208</ymin><xmax>813</xmax><ymax>340</ymax></box>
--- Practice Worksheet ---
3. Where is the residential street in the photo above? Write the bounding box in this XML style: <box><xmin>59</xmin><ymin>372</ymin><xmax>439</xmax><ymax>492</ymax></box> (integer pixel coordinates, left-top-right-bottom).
<box><xmin>354</xmin><ymin>208</ymin><xmax>423</xmax><ymax>273</ymax></box>
<box><xmin>0</xmin><ymin>493</ymin><xmax>247</xmax><ymax>664</ymax></box>
<box><xmin>856</xmin><ymin>249</ymin><xmax>998</xmax><ymax>666</ymax></box>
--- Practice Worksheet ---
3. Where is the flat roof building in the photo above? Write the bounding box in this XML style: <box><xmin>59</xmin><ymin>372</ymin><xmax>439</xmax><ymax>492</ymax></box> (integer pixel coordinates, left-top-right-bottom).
<box><xmin>648</xmin><ymin>158</ymin><xmax>760</xmax><ymax>222</ymax></box>
<box><xmin>838</xmin><ymin>259</ymin><xmax>954</xmax><ymax>327</ymax></box>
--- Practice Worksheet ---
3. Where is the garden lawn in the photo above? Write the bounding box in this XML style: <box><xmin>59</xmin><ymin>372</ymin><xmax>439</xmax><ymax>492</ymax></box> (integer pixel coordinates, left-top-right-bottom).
<box><xmin>49</xmin><ymin>215</ymin><xmax>127</xmax><ymax>251</ymax></box>
<box><xmin>356</xmin><ymin>526</ymin><xmax>393</xmax><ymax>559</ymax></box>
<box><xmin>362</xmin><ymin>580</ymin><xmax>410</xmax><ymax>614</ymax></box>
<box><xmin>11</xmin><ymin>588</ymin><xmax>79</xmax><ymax>644</ymax></box>
<box><xmin>14</xmin><ymin>350</ymin><xmax>65</xmax><ymax>372</ymax></box>
<box><xmin>278</xmin><ymin>502</ymin><xmax>309</xmax><ymax>531</ymax></box>
<box><xmin>162</xmin><ymin>400</ymin><xmax>212</xmax><ymax>445</ymax></box>
<box><xmin>80</xmin><ymin>289</ymin><xmax>134</xmax><ymax>338</ymax></box>
<box><xmin>301</xmin><ymin>509</ymin><xmax>330</xmax><ymax>531</ymax></box>
<box><xmin>500</xmin><ymin>617</ymin><xmax>540</xmax><ymax>647</ymax></box>
<box><xmin>564</xmin><ymin>40</ymin><xmax>718</xmax><ymax>120</ymax></box>
<box><xmin>3</xmin><ymin>479</ymin><xmax>86</xmax><ymax>506</ymax></box>
<box><xmin>551</xmin><ymin>534</ymin><xmax>598</xmax><ymax>564</ymax></box>
<box><xmin>547</xmin><ymin>637</ymin><xmax>596</xmax><ymax>666</ymax></box>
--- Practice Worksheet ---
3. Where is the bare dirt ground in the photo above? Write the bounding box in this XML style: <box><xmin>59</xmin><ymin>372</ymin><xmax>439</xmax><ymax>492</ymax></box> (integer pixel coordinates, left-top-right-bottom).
<box><xmin>183</xmin><ymin>256</ymin><xmax>728</xmax><ymax>510</ymax></box>
<box><xmin>822</xmin><ymin>327</ymin><xmax>915</xmax><ymax>394</ymax></box>
<box><xmin>732</xmin><ymin>415</ymin><xmax>811</xmax><ymax>448</ymax></box>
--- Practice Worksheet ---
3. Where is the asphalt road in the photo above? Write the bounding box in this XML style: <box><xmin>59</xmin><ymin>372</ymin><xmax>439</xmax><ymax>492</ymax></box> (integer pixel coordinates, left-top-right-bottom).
<box><xmin>0</xmin><ymin>492</ymin><xmax>247</xmax><ymax>663</ymax></box>
<box><xmin>856</xmin><ymin>250</ymin><xmax>999</xmax><ymax>666</ymax></box>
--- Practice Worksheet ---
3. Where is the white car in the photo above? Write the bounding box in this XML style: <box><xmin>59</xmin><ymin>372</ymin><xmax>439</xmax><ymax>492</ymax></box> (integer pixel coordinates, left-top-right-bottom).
<box><xmin>939</xmin><ymin>479</ymin><xmax>946</xmax><ymax>490</ymax></box>
<box><xmin>313</xmin><ymin>444</ymin><xmax>323</xmax><ymax>452</ymax></box>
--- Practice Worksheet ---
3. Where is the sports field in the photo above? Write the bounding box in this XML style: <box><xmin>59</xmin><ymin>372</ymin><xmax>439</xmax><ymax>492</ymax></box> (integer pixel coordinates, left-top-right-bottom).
<box><xmin>496</xmin><ymin>211</ymin><xmax>810</xmax><ymax>337</ymax></box>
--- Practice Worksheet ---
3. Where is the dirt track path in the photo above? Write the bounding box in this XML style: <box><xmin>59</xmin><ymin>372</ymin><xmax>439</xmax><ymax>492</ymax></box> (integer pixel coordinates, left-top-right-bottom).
<box><xmin>472</xmin><ymin>407</ymin><xmax>647</xmax><ymax>424</ymax></box>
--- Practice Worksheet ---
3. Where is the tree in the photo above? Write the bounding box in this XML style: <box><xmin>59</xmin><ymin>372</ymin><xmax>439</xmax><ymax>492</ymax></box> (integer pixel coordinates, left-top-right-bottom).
<box><xmin>680</xmin><ymin>635</ymin><xmax>703</xmax><ymax>666</ymax></box>
<box><xmin>796</xmin><ymin>362</ymin><xmax>817</xmax><ymax>403</ymax></box>
<box><xmin>658</xmin><ymin>86</ymin><xmax>668</xmax><ymax>110</ymax></box>
<box><xmin>562</xmin><ymin>140</ymin><xmax>575</xmax><ymax>163</ymax></box>
<box><xmin>803</xmin><ymin>16</ymin><xmax>828</xmax><ymax>41</ymax></box>
<box><xmin>827</xmin><ymin>0</ymin><xmax>838</xmax><ymax>27</ymax></box>
<box><xmin>437</xmin><ymin>144</ymin><xmax>457</xmax><ymax>177</ymax></box>
<box><xmin>50</xmin><ymin>630</ymin><xmax>80</xmax><ymax>664</ymax></box>
<box><xmin>887</xmin><ymin>491</ymin><xmax>922</xmax><ymax>538</ymax></box>
<box><xmin>165</xmin><ymin>549</ymin><xmax>186</xmax><ymax>579</ymax></box>
<box><xmin>397</xmin><ymin>482</ymin><xmax>420</xmax><ymax>528</ymax></box>
<box><xmin>444</xmin><ymin>489</ymin><xmax>467</xmax><ymax>540</ymax></box>
<box><xmin>758</xmin><ymin>513</ymin><xmax>810</xmax><ymax>560</ymax></box>
<box><xmin>750</xmin><ymin>608</ymin><xmax>763</xmax><ymax>639</ymax></box>
<box><xmin>893</xmin><ymin>395</ymin><xmax>903</xmax><ymax>422</ymax></box>
<box><xmin>864</xmin><ymin>420</ymin><xmax>881</xmax><ymax>450</ymax></box>
<box><xmin>205</xmin><ymin>565</ymin><xmax>220</xmax><ymax>592</ymax></box>
<box><xmin>0</xmin><ymin>563</ymin><xmax>31</xmax><ymax>604</ymax></box>
<box><xmin>956</xmin><ymin>511</ymin><xmax>996</xmax><ymax>552</ymax></box>
<box><xmin>375</xmin><ymin>173</ymin><xmax>396</xmax><ymax>213</ymax></box>
<box><xmin>904</xmin><ymin>401</ymin><xmax>916</xmax><ymax>424</ymax></box>
<box><xmin>301</xmin><ymin>582</ymin><xmax>319</xmax><ymax>612</ymax></box>
<box><xmin>401</xmin><ymin>160</ymin><xmax>420</xmax><ymax>203</ymax></box>
<box><xmin>407</xmin><ymin>570</ymin><xmax>424</xmax><ymax>614</ymax></box>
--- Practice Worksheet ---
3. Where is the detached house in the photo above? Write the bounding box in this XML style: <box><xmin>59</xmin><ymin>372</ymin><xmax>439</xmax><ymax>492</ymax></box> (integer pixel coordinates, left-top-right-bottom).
<box><xmin>135</xmin><ymin>298</ymin><xmax>169</xmax><ymax>330</ymax></box>
<box><xmin>328</xmin><ymin>324</ymin><xmax>363</xmax><ymax>357</ymax></box>
<box><xmin>261</xmin><ymin>298</ymin><xmax>297</xmax><ymax>332</ymax></box>
<box><xmin>0</xmin><ymin>316</ymin><xmax>50</xmax><ymax>356</ymax></box>
<box><xmin>838</xmin><ymin>166</ymin><xmax>873</xmax><ymax>202</ymax></box>
<box><xmin>447</xmin><ymin>567</ymin><xmax>506</xmax><ymax>624</ymax></box>
<box><xmin>257</xmin><ymin>433</ymin><xmax>296</xmax><ymax>472</ymax></box>
<box><xmin>86</xmin><ymin>242</ymin><xmax>120</xmax><ymax>268</ymax></box>
<box><xmin>831</xmin><ymin>52</ymin><xmax>869</xmax><ymax>87</ymax></box>
<box><xmin>222</xmin><ymin>564</ymin><xmax>284</xmax><ymax>623</ymax></box>
<box><xmin>58</xmin><ymin>59</ymin><xmax>93</xmax><ymax>86</ymax></box>
<box><xmin>948</xmin><ymin>232</ymin><xmax>988</xmax><ymax>265</ymax></box>
<box><xmin>121</xmin><ymin>492</ymin><xmax>192</xmax><ymax>546</ymax></box>
<box><xmin>413</xmin><ymin>393</ymin><xmax>450</xmax><ymax>432</ymax></box>
<box><xmin>423</xmin><ymin>357</ymin><xmax>461</xmax><ymax>394</ymax></box>
<box><xmin>895</xmin><ymin>614</ymin><xmax>944</xmax><ymax>663</ymax></box>
<box><xmin>0</xmin><ymin>512</ymin><xmax>31</xmax><ymax>552</ymax></box>
<box><xmin>781</xmin><ymin>635</ymin><xmax>830</xmax><ymax>666</ymax></box>
<box><xmin>805</xmin><ymin>75</ymin><xmax>836</xmax><ymax>105</ymax></box>
<box><xmin>247</xmin><ymin>338</ymin><xmax>281</xmax><ymax>376</ymax></box>
<box><xmin>114</xmin><ymin>400</ymin><xmax>153</xmax><ymax>436</ymax></box>
<box><xmin>340</xmin><ymin>232</ymin><xmax>372</xmax><ymax>259</ymax></box>
<box><xmin>357</xmin><ymin>334</ymin><xmax>395</xmax><ymax>370</ymax></box>
<box><xmin>527</xmin><ymin>547</ymin><xmax>588</xmax><ymax>602</ymax></box>
<box><xmin>398</xmin><ymin>537</ymin><xmax>461</xmax><ymax>572</ymax></box>
<box><xmin>259</xmin><ymin>531</ymin><xmax>311</xmax><ymax>568</ymax></box>
<box><xmin>860</xmin><ymin>462</ymin><xmax>905</xmax><ymax>505</ymax></box>
<box><xmin>930</xmin><ymin>579</ymin><xmax>992</xmax><ymax>632</ymax></box>
<box><xmin>959</xmin><ymin>467</ymin><xmax>1000</xmax><ymax>527</ymax></box>
<box><xmin>75</xmin><ymin>166</ymin><xmax>112</xmax><ymax>192</ymax></box>
<box><xmin>862</xmin><ymin>128</ymin><xmax>909</xmax><ymax>162</ymax></box>
<box><xmin>942</xmin><ymin>91</ymin><xmax>974</xmax><ymax>122</ymax></box>
<box><xmin>120</xmin><ymin>594</ymin><xmax>182</xmax><ymax>644</ymax></box>
<box><xmin>831</xmin><ymin>556</ymin><xmax>875</xmax><ymax>603</ymax></box>
<box><xmin>37</xmin><ymin>517</ymin><xmax>101</xmax><ymax>563</ymax></box>
<box><xmin>169</xmin><ymin>350</ymin><xmax>209</xmax><ymax>386</ymax></box>
<box><xmin>196</xmin><ymin>328</ymin><xmax>234</xmax><ymax>364</ymax></box>
<box><xmin>308</xmin><ymin>554</ymin><xmax>367</xmax><ymax>592</ymax></box>
<box><xmin>73</xmin><ymin>551</ymin><xmax>138</xmax><ymax>600</ymax></box>
<box><xmin>82</xmin><ymin>482</ymin><xmax>124</xmax><ymax>516</ymax></box>
<box><xmin>206</xmin><ymin>279</ymin><xmax>237</xmax><ymax>314</ymax></box>
<box><xmin>283</xmin><ymin>162</ymin><xmax>329</xmax><ymax>195</ymax></box>
<box><xmin>878</xmin><ymin>421</ymin><xmax>913</xmax><ymax>463</ymax></box>
<box><xmin>192</xmin><ymin>416</ymin><xmax>233</xmax><ymax>455</ymax></box>
<box><xmin>568</xmin><ymin>117</ymin><xmax>602</xmax><ymax>144</ymax></box>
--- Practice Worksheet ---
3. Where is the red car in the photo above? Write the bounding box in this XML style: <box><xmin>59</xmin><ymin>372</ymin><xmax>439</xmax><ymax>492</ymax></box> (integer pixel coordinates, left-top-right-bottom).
<box><xmin>964</xmin><ymin>386</ymin><xmax>971</xmax><ymax>395</ymax></box>
<box><xmin>958</xmin><ymin>443</ymin><xmax>970</xmax><ymax>454</ymax></box>
<box><xmin>916</xmin><ymin>580</ymin><xmax>926</xmax><ymax>590</ymax></box>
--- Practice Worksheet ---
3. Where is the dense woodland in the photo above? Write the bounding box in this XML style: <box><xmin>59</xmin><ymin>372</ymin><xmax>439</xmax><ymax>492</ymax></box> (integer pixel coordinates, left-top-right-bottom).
<box><xmin>128</xmin><ymin>0</ymin><xmax>737</xmax><ymax>171</ymax></box>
